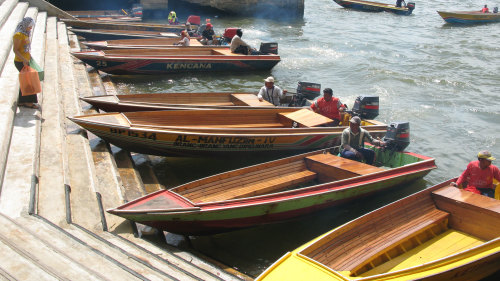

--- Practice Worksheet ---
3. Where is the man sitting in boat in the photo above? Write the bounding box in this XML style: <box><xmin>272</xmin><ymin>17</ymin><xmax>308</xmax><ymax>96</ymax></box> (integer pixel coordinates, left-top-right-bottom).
<box><xmin>451</xmin><ymin>150</ymin><xmax>500</xmax><ymax>198</ymax></box>
<box><xmin>340</xmin><ymin>116</ymin><xmax>385</xmax><ymax>165</ymax></box>
<box><xmin>257</xmin><ymin>76</ymin><xmax>287</xmax><ymax>106</ymax></box>
<box><xmin>481</xmin><ymin>5</ymin><xmax>489</xmax><ymax>13</ymax></box>
<box><xmin>200</xmin><ymin>23</ymin><xmax>216</xmax><ymax>45</ymax></box>
<box><xmin>174</xmin><ymin>31</ymin><xmax>190</xmax><ymax>46</ymax></box>
<box><xmin>310</xmin><ymin>88</ymin><xmax>345</xmax><ymax>126</ymax></box>
<box><xmin>395</xmin><ymin>0</ymin><xmax>406</xmax><ymax>8</ymax></box>
<box><xmin>168</xmin><ymin>11</ymin><xmax>179</xmax><ymax>24</ymax></box>
<box><xmin>230</xmin><ymin>29</ymin><xmax>258</xmax><ymax>55</ymax></box>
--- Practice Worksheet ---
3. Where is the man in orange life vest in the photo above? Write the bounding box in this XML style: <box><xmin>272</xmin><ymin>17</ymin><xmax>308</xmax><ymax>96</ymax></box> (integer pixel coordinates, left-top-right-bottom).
<box><xmin>481</xmin><ymin>4</ymin><xmax>489</xmax><ymax>13</ymax></box>
<box><xmin>310</xmin><ymin>88</ymin><xmax>345</xmax><ymax>126</ymax></box>
<box><xmin>451</xmin><ymin>150</ymin><xmax>500</xmax><ymax>198</ymax></box>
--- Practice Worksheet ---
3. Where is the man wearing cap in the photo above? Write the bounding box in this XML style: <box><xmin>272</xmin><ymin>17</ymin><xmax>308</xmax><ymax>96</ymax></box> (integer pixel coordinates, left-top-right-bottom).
<box><xmin>451</xmin><ymin>151</ymin><xmax>500</xmax><ymax>198</ymax></box>
<box><xmin>310</xmin><ymin>88</ymin><xmax>345</xmax><ymax>126</ymax></box>
<box><xmin>258</xmin><ymin>77</ymin><xmax>287</xmax><ymax>106</ymax></box>
<box><xmin>201</xmin><ymin>23</ymin><xmax>215</xmax><ymax>45</ymax></box>
<box><xmin>340</xmin><ymin>116</ymin><xmax>385</xmax><ymax>165</ymax></box>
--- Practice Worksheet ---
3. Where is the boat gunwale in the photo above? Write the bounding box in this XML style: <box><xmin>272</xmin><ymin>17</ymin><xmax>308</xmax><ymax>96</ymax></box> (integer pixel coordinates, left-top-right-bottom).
<box><xmin>334</xmin><ymin>0</ymin><xmax>412</xmax><ymax>11</ymax></box>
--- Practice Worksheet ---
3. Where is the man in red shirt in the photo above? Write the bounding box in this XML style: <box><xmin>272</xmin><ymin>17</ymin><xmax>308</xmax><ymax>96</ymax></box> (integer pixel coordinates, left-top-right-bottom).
<box><xmin>310</xmin><ymin>88</ymin><xmax>345</xmax><ymax>126</ymax></box>
<box><xmin>481</xmin><ymin>4</ymin><xmax>489</xmax><ymax>13</ymax></box>
<box><xmin>451</xmin><ymin>150</ymin><xmax>500</xmax><ymax>198</ymax></box>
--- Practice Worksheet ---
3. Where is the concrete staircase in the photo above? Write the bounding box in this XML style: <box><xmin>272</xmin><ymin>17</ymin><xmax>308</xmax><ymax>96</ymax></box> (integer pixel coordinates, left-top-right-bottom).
<box><xmin>0</xmin><ymin>1</ymin><xmax>245</xmax><ymax>280</ymax></box>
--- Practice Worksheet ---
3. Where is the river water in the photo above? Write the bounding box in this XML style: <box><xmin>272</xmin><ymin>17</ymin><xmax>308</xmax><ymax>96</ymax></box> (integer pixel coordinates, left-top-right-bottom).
<box><xmin>109</xmin><ymin>0</ymin><xmax>500</xmax><ymax>278</ymax></box>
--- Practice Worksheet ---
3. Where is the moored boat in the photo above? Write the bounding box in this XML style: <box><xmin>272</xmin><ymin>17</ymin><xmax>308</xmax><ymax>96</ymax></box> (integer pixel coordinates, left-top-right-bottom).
<box><xmin>69</xmin><ymin>28</ymin><xmax>179</xmax><ymax>41</ymax></box>
<box><xmin>256</xmin><ymin>179</ymin><xmax>500</xmax><ymax>281</ymax></box>
<box><xmin>437</xmin><ymin>11</ymin><xmax>500</xmax><ymax>24</ymax></box>
<box><xmin>68</xmin><ymin>108</ymin><xmax>387</xmax><ymax>157</ymax></box>
<box><xmin>333</xmin><ymin>0</ymin><xmax>415</xmax><ymax>15</ymax></box>
<box><xmin>107</xmin><ymin>147</ymin><xmax>436</xmax><ymax>235</ymax></box>
<box><xmin>71</xmin><ymin>48</ymin><xmax>281</xmax><ymax>75</ymax></box>
<box><xmin>62</xmin><ymin>18</ymin><xmax>191</xmax><ymax>32</ymax></box>
<box><xmin>82</xmin><ymin>38</ymin><xmax>208</xmax><ymax>50</ymax></box>
<box><xmin>80</xmin><ymin>92</ymin><xmax>275</xmax><ymax>112</ymax></box>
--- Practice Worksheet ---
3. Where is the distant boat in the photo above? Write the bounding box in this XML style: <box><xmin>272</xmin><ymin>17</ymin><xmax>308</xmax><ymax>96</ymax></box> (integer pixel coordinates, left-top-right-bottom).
<box><xmin>68</xmin><ymin>108</ymin><xmax>387</xmax><ymax>157</ymax></box>
<box><xmin>82</xmin><ymin>38</ymin><xmax>222</xmax><ymax>50</ymax></box>
<box><xmin>107</xmin><ymin>147</ymin><xmax>436</xmax><ymax>235</ymax></box>
<box><xmin>80</xmin><ymin>92</ymin><xmax>275</xmax><ymax>112</ymax></box>
<box><xmin>333</xmin><ymin>0</ymin><xmax>416</xmax><ymax>15</ymax></box>
<box><xmin>256</xmin><ymin>179</ymin><xmax>500</xmax><ymax>281</ymax></box>
<box><xmin>437</xmin><ymin>11</ymin><xmax>500</xmax><ymax>24</ymax></box>
<box><xmin>69</xmin><ymin>28</ymin><xmax>179</xmax><ymax>41</ymax></box>
<box><xmin>71</xmin><ymin>48</ymin><xmax>281</xmax><ymax>75</ymax></box>
<box><xmin>62</xmin><ymin>18</ymin><xmax>190</xmax><ymax>32</ymax></box>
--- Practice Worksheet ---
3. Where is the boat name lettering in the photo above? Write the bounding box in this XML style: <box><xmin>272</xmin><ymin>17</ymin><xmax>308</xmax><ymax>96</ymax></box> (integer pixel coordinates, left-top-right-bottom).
<box><xmin>173</xmin><ymin>135</ymin><xmax>274</xmax><ymax>149</ymax></box>
<box><xmin>109</xmin><ymin>128</ymin><xmax>157</xmax><ymax>140</ymax></box>
<box><xmin>166</xmin><ymin>63</ymin><xmax>212</xmax><ymax>70</ymax></box>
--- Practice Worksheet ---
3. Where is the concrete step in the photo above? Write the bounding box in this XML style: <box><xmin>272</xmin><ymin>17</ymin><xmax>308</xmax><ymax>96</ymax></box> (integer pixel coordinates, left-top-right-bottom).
<box><xmin>37</xmin><ymin>16</ymin><xmax>66</xmax><ymax>225</ymax></box>
<box><xmin>0</xmin><ymin>0</ymin><xmax>18</xmax><ymax>30</ymax></box>
<box><xmin>0</xmin><ymin>213</ymin><xmax>113</xmax><ymax>280</ymax></box>
<box><xmin>0</xmin><ymin>8</ymin><xmax>43</xmax><ymax>218</ymax></box>
<box><xmin>0</xmin><ymin>1</ymin><xmax>27</xmax><ymax>75</ymax></box>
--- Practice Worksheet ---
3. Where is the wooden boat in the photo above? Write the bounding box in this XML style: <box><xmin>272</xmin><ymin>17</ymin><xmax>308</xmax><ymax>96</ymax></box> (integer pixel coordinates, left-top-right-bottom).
<box><xmin>333</xmin><ymin>0</ymin><xmax>416</xmax><ymax>15</ymax></box>
<box><xmin>68</xmin><ymin>10</ymin><xmax>142</xmax><ymax>22</ymax></box>
<box><xmin>81</xmin><ymin>38</ymin><xmax>226</xmax><ymax>50</ymax></box>
<box><xmin>68</xmin><ymin>108</ymin><xmax>387</xmax><ymax>157</ymax></box>
<box><xmin>107</xmin><ymin>147</ymin><xmax>436</xmax><ymax>235</ymax></box>
<box><xmin>69</xmin><ymin>28</ymin><xmax>179</xmax><ymax>41</ymax></box>
<box><xmin>256</xmin><ymin>179</ymin><xmax>500</xmax><ymax>281</ymax></box>
<box><xmin>71</xmin><ymin>48</ymin><xmax>281</xmax><ymax>75</ymax></box>
<box><xmin>437</xmin><ymin>11</ymin><xmax>500</xmax><ymax>24</ymax></box>
<box><xmin>80</xmin><ymin>92</ymin><xmax>276</xmax><ymax>112</ymax></box>
<box><xmin>62</xmin><ymin>19</ymin><xmax>191</xmax><ymax>32</ymax></box>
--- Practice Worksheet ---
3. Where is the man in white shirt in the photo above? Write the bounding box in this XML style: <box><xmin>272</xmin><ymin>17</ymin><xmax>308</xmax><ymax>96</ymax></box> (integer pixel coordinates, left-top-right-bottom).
<box><xmin>230</xmin><ymin>29</ymin><xmax>256</xmax><ymax>55</ymax></box>
<box><xmin>257</xmin><ymin>76</ymin><xmax>287</xmax><ymax>106</ymax></box>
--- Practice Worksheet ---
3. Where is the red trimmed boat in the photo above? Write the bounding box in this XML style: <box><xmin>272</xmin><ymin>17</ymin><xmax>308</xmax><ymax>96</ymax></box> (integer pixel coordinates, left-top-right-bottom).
<box><xmin>81</xmin><ymin>38</ymin><xmax>211</xmax><ymax>50</ymax></box>
<box><xmin>333</xmin><ymin>0</ymin><xmax>416</xmax><ymax>15</ymax></box>
<box><xmin>71</xmin><ymin>48</ymin><xmax>281</xmax><ymax>75</ymax></box>
<box><xmin>69</xmin><ymin>28</ymin><xmax>179</xmax><ymax>41</ymax></box>
<box><xmin>437</xmin><ymin>11</ymin><xmax>500</xmax><ymax>24</ymax></box>
<box><xmin>107</xmin><ymin>147</ymin><xmax>436</xmax><ymax>235</ymax></box>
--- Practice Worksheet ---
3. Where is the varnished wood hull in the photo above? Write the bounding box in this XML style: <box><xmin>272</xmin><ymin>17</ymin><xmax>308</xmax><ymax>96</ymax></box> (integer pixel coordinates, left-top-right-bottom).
<box><xmin>437</xmin><ymin>11</ymin><xmax>500</xmax><ymax>24</ymax></box>
<box><xmin>80</xmin><ymin>92</ymin><xmax>275</xmax><ymax>112</ymax></box>
<box><xmin>108</xmin><ymin>148</ymin><xmax>436</xmax><ymax>235</ymax></box>
<box><xmin>62</xmin><ymin>19</ymin><xmax>189</xmax><ymax>32</ymax></box>
<box><xmin>68</xmin><ymin>108</ymin><xmax>387</xmax><ymax>157</ymax></box>
<box><xmin>333</xmin><ymin>0</ymin><xmax>415</xmax><ymax>15</ymax></box>
<box><xmin>257</xmin><ymin>179</ymin><xmax>500</xmax><ymax>280</ymax></box>
<box><xmin>82</xmin><ymin>38</ymin><xmax>213</xmax><ymax>50</ymax></box>
<box><xmin>71</xmin><ymin>49</ymin><xmax>281</xmax><ymax>75</ymax></box>
<box><xmin>69</xmin><ymin>28</ymin><xmax>179</xmax><ymax>41</ymax></box>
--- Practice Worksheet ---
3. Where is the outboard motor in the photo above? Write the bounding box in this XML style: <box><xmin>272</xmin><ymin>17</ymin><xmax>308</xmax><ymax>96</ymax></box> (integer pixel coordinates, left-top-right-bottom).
<box><xmin>186</xmin><ymin>15</ymin><xmax>201</xmax><ymax>25</ymax></box>
<box><xmin>352</xmin><ymin>96</ymin><xmax>379</xmax><ymax>120</ymax></box>
<box><xmin>259</xmin><ymin>42</ymin><xmax>278</xmax><ymax>54</ymax></box>
<box><xmin>406</xmin><ymin>2</ymin><xmax>416</xmax><ymax>12</ymax></box>
<box><xmin>289</xmin><ymin>82</ymin><xmax>321</xmax><ymax>107</ymax></box>
<box><xmin>383</xmin><ymin>122</ymin><xmax>410</xmax><ymax>152</ymax></box>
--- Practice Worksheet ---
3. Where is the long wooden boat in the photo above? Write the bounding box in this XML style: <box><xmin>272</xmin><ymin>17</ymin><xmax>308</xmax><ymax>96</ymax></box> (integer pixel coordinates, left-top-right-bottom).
<box><xmin>256</xmin><ymin>179</ymin><xmax>500</xmax><ymax>281</ymax></box>
<box><xmin>62</xmin><ymin>19</ymin><xmax>191</xmax><ymax>32</ymax></box>
<box><xmin>82</xmin><ymin>38</ymin><xmax>207</xmax><ymax>50</ymax></box>
<box><xmin>333</xmin><ymin>0</ymin><xmax>416</xmax><ymax>15</ymax></box>
<box><xmin>68</xmin><ymin>11</ymin><xmax>142</xmax><ymax>22</ymax></box>
<box><xmin>69</xmin><ymin>28</ymin><xmax>179</xmax><ymax>41</ymax></box>
<box><xmin>80</xmin><ymin>92</ymin><xmax>275</xmax><ymax>112</ymax></box>
<box><xmin>437</xmin><ymin>11</ymin><xmax>500</xmax><ymax>24</ymax></box>
<box><xmin>107</xmin><ymin>147</ymin><xmax>436</xmax><ymax>235</ymax></box>
<box><xmin>71</xmin><ymin>48</ymin><xmax>281</xmax><ymax>75</ymax></box>
<box><xmin>68</xmin><ymin>108</ymin><xmax>387</xmax><ymax>157</ymax></box>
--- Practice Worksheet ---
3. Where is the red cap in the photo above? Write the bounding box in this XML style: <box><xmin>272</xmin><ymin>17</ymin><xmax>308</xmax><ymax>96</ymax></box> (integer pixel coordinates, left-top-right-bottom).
<box><xmin>206</xmin><ymin>23</ymin><xmax>213</xmax><ymax>28</ymax></box>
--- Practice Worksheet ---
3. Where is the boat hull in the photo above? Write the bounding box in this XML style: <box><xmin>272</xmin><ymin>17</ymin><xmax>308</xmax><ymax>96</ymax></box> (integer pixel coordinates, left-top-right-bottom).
<box><xmin>333</xmin><ymin>0</ymin><xmax>414</xmax><ymax>15</ymax></box>
<box><xmin>72</xmin><ymin>51</ymin><xmax>281</xmax><ymax>75</ymax></box>
<box><xmin>437</xmin><ymin>11</ymin><xmax>500</xmax><ymax>24</ymax></box>
<box><xmin>69</xmin><ymin>29</ymin><xmax>178</xmax><ymax>41</ymax></box>
<box><xmin>62</xmin><ymin>19</ymin><xmax>188</xmax><ymax>32</ymax></box>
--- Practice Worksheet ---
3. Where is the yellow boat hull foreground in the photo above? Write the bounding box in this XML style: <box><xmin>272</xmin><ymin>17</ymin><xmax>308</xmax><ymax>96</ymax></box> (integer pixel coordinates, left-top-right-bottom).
<box><xmin>257</xmin><ymin>179</ymin><xmax>500</xmax><ymax>281</ymax></box>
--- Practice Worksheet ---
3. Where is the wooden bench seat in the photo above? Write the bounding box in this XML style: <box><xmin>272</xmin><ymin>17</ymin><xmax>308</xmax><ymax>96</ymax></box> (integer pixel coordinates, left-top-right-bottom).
<box><xmin>277</xmin><ymin>109</ymin><xmax>333</xmax><ymax>127</ymax></box>
<box><xmin>178</xmin><ymin>160</ymin><xmax>317</xmax><ymax>203</ymax></box>
<box><xmin>305</xmin><ymin>153</ymin><xmax>384</xmax><ymax>182</ymax></box>
<box><xmin>303</xmin><ymin>194</ymin><xmax>450</xmax><ymax>276</ymax></box>
<box><xmin>230</xmin><ymin>93</ymin><xmax>274</xmax><ymax>107</ymax></box>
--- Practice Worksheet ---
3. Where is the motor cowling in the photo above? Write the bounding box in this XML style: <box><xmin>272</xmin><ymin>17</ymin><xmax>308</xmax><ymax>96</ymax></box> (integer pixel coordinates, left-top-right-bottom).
<box><xmin>297</xmin><ymin>82</ymin><xmax>321</xmax><ymax>100</ymax></box>
<box><xmin>352</xmin><ymin>96</ymin><xmax>379</xmax><ymax>120</ymax></box>
<box><xmin>259</xmin><ymin>42</ymin><xmax>278</xmax><ymax>54</ymax></box>
<box><xmin>407</xmin><ymin>2</ymin><xmax>416</xmax><ymax>10</ymax></box>
<box><xmin>383</xmin><ymin>122</ymin><xmax>410</xmax><ymax>152</ymax></box>
<box><xmin>186</xmin><ymin>15</ymin><xmax>201</xmax><ymax>25</ymax></box>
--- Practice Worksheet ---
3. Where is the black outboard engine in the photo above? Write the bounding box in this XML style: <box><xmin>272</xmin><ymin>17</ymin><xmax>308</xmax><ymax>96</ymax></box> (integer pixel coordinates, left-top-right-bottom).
<box><xmin>352</xmin><ymin>96</ymin><xmax>379</xmax><ymax>120</ymax></box>
<box><xmin>259</xmin><ymin>43</ymin><xmax>278</xmax><ymax>54</ymax></box>
<box><xmin>407</xmin><ymin>2</ymin><xmax>416</xmax><ymax>12</ymax></box>
<box><xmin>289</xmin><ymin>82</ymin><xmax>321</xmax><ymax>107</ymax></box>
<box><xmin>383</xmin><ymin>122</ymin><xmax>410</xmax><ymax>152</ymax></box>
